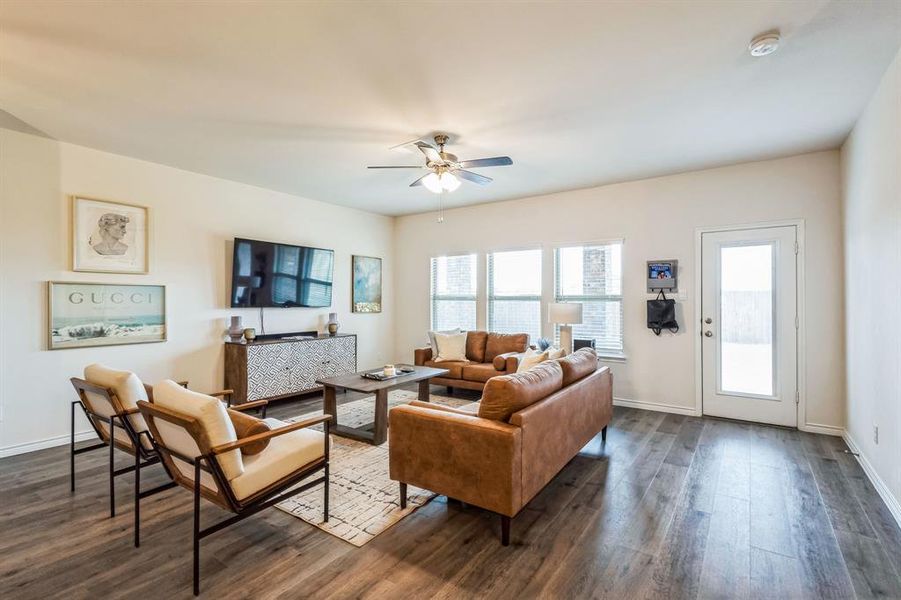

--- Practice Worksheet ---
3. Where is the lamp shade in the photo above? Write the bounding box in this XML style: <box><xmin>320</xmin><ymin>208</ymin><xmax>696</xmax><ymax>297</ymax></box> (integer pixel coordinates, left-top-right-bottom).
<box><xmin>548</xmin><ymin>302</ymin><xmax>583</xmax><ymax>325</ymax></box>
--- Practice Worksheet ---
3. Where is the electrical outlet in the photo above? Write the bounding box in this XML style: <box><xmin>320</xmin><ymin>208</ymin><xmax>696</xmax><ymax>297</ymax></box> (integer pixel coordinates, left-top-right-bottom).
<box><xmin>873</xmin><ymin>425</ymin><xmax>879</xmax><ymax>445</ymax></box>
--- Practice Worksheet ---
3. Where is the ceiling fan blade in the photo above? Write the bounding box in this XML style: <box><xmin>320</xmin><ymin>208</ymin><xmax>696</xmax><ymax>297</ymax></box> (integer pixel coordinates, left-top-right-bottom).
<box><xmin>367</xmin><ymin>165</ymin><xmax>425</xmax><ymax>169</ymax></box>
<box><xmin>455</xmin><ymin>169</ymin><xmax>493</xmax><ymax>186</ymax></box>
<box><xmin>457</xmin><ymin>156</ymin><xmax>513</xmax><ymax>169</ymax></box>
<box><xmin>415</xmin><ymin>141</ymin><xmax>442</xmax><ymax>163</ymax></box>
<box><xmin>409</xmin><ymin>174</ymin><xmax>429</xmax><ymax>187</ymax></box>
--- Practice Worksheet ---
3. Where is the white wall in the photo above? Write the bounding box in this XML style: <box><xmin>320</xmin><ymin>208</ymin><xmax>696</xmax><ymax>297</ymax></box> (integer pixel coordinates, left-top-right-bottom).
<box><xmin>0</xmin><ymin>128</ymin><xmax>395</xmax><ymax>455</ymax></box>
<box><xmin>394</xmin><ymin>151</ymin><xmax>845</xmax><ymax>430</ymax></box>
<box><xmin>841</xmin><ymin>48</ymin><xmax>901</xmax><ymax>513</ymax></box>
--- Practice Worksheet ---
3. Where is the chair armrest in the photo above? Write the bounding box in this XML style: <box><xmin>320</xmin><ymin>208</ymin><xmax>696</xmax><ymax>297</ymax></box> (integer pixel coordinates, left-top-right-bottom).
<box><xmin>229</xmin><ymin>398</ymin><xmax>268</xmax><ymax>413</ymax></box>
<box><xmin>209</xmin><ymin>389</ymin><xmax>234</xmax><ymax>398</ymax></box>
<box><xmin>414</xmin><ymin>346</ymin><xmax>433</xmax><ymax>365</ymax></box>
<box><xmin>210</xmin><ymin>414</ymin><xmax>332</xmax><ymax>455</ymax></box>
<box><xmin>492</xmin><ymin>351</ymin><xmax>526</xmax><ymax>372</ymax></box>
<box><xmin>388</xmin><ymin>405</ymin><xmax>522</xmax><ymax>516</ymax></box>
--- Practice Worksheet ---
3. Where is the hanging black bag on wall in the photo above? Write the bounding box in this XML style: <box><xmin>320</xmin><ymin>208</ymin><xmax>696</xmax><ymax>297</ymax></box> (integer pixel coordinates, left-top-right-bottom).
<box><xmin>647</xmin><ymin>291</ymin><xmax>679</xmax><ymax>336</ymax></box>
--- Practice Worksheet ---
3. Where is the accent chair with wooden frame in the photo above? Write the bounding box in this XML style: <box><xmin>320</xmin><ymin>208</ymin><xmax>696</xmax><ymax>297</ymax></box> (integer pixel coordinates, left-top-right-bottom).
<box><xmin>137</xmin><ymin>380</ymin><xmax>331</xmax><ymax>596</ymax></box>
<box><xmin>69</xmin><ymin>364</ymin><xmax>263</xmax><ymax>547</ymax></box>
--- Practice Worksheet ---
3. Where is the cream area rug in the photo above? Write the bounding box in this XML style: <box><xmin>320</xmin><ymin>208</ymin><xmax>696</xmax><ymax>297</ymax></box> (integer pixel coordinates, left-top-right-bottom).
<box><xmin>276</xmin><ymin>390</ymin><xmax>473</xmax><ymax>546</ymax></box>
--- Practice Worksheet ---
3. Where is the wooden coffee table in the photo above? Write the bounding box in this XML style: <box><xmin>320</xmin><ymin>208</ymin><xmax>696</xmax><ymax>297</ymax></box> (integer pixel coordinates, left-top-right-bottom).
<box><xmin>316</xmin><ymin>365</ymin><xmax>449</xmax><ymax>445</ymax></box>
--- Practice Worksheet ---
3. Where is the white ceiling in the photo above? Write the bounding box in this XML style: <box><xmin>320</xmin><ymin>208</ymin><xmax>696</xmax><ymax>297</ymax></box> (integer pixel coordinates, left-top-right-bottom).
<box><xmin>1</xmin><ymin>1</ymin><xmax>899</xmax><ymax>216</ymax></box>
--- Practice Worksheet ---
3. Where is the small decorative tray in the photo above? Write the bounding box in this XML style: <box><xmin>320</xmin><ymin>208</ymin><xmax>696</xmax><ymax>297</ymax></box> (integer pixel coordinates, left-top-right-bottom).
<box><xmin>361</xmin><ymin>366</ymin><xmax>416</xmax><ymax>381</ymax></box>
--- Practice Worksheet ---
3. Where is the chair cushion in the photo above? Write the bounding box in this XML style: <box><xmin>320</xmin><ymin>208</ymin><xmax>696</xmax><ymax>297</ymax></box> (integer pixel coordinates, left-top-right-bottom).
<box><xmin>230</xmin><ymin>418</ymin><xmax>325</xmax><ymax>501</ymax></box>
<box><xmin>84</xmin><ymin>364</ymin><xmax>152</xmax><ymax>450</ymax></box>
<box><xmin>517</xmin><ymin>350</ymin><xmax>549</xmax><ymax>373</ymax></box>
<box><xmin>461</xmin><ymin>362</ymin><xmax>504</xmax><ymax>383</ymax></box>
<box><xmin>465</xmin><ymin>331</ymin><xmax>488</xmax><ymax>363</ymax></box>
<box><xmin>424</xmin><ymin>359</ymin><xmax>468</xmax><ymax>379</ymax></box>
<box><xmin>152</xmin><ymin>380</ymin><xmax>244</xmax><ymax>480</ymax></box>
<box><xmin>228</xmin><ymin>409</ymin><xmax>272</xmax><ymax>455</ymax></box>
<box><xmin>478</xmin><ymin>361</ymin><xmax>563</xmax><ymax>422</ymax></box>
<box><xmin>485</xmin><ymin>333</ymin><xmax>530</xmax><ymax>362</ymax></box>
<box><xmin>557</xmin><ymin>348</ymin><xmax>598</xmax><ymax>387</ymax></box>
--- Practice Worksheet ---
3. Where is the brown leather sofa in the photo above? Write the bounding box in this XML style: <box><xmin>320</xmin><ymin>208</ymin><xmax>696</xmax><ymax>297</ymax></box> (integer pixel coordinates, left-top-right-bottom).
<box><xmin>414</xmin><ymin>331</ymin><xmax>530</xmax><ymax>392</ymax></box>
<box><xmin>390</xmin><ymin>348</ymin><xmax>613</xmax><ymax>545</ymax></box>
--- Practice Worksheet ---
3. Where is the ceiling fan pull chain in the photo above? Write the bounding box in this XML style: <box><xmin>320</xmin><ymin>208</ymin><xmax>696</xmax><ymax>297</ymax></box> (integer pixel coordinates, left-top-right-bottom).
<box><xmin>437</xmin><ymin>190</ymin><xmax>445</xmax><ymax>224</ymax></box>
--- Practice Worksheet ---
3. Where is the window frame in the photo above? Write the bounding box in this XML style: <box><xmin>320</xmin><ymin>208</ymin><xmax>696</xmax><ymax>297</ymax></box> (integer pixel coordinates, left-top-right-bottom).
<box><xmin>553</xmin><ymin>240</ymin><xmax>625</xmax><ymax>358</ymax></box>
<box><xmin>429</xmin><ymin>253</ymin><xmax>478</xmax><ymax>332</ymax></box>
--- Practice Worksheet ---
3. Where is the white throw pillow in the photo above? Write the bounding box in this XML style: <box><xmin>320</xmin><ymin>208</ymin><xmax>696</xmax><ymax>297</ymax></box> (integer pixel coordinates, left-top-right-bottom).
<box><xmin>517</xmin><ymin>349</ymin><xmax>549</xmax><ymax>373</ymax></box>
<box><xmin>152</xmin><ymin>380</ymin><xmax>244</xmax><ymax>480</ymax></box>
<box><xmin>433</xmin><ymin>331</ymin><xmax>468</xmax><ymax>362</ymax></box>
<box><xmin>547</xmin><ymin>347</ymin><xmax>566</xmax><ymax>360</ymax></box>
<box><xmin>428</xmin><ymin>328</ymin><xmax>461</xmax><ymax>356</ymax></box>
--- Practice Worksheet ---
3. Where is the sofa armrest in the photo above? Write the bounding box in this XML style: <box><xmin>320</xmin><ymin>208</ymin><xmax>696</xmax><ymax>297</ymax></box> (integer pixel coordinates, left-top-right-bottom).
<box><xmin>414</xmin><ymin>346</ymin><xmax>433</xmax><ymax>366</ymax></box>
<box><xmin>493</xmin><ymin>351</ymin><xmax>526</xmax><ymax>372</ymax></box>
<box><xmin>389</xmin><ymin>405</ymin><xmax>522</xmax><ymax>516</ymax></box>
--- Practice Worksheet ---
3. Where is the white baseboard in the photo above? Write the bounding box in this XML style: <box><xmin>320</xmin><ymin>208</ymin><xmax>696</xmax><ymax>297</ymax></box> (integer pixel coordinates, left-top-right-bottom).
<box><xmin>613</xmin><ymin>397</ymin><xmax>702</xmax><ymax>417</ymax></box>
<box><xmin>800</xmin><ymin>423</ymin><xmax>844</xmax><ymax>436</ymax></box>
<box><xmin>0</xmin><ymin>430</ymin><xmax>97</xmax><ymax>458</ymax></box>
<box><xmin>842</xmin><ymin>430</ymin><xmax>901</xmax><ymax>529</ymax></box>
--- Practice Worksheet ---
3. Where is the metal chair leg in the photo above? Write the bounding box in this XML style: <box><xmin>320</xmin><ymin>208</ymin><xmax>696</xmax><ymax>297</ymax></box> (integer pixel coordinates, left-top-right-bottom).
<box><xmin>193</xmin><ymin>461</ymin><xmax>201</xmax><ymax>596</ymax></box>
<box><xmin>109</xmin><ymin>420</ymin><xmax>116</xmax><ymax>518</ymax></box>
<box><xmin>602</xmin><ymin>425</ymin><xmax>607</xmax><ymax>443</ymax></box>
<box><xmin>70</xmin><ymin>401</ymin><xmax>76</xmax><ymax>493</ymax></box>
<box><xmin>134</xmin><ymin>450</ymin><xmax>141</xmax><ymax>547</ymax></box>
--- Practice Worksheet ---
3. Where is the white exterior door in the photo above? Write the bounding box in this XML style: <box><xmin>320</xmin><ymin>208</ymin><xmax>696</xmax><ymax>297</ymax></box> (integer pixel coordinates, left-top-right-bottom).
<box><xmin>701</xmin><ymin>226</ymin><xmax>798</xmax><ymax>427</ymax></box>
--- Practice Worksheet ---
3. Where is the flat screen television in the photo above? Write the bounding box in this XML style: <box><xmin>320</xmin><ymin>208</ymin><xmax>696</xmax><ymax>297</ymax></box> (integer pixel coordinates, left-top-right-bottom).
<box><xmin>230</xmin><ymin>238</ymin><xmax>335</xmax><ymax>308</ymax></box>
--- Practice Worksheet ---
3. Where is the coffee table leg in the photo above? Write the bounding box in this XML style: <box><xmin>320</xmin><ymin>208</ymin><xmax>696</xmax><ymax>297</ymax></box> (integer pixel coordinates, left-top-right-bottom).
<box><xmin>418</xmin><ymin>379</ymin><xmax>431</xmax><ymax>402</ymax></box>
<box><xmin>372</xmin><ymin>388</ymin><xmax>388</xmax><ymax>445</ymax></box>
<box><xmin>323</xmin><ymin>386</ymin><xmax>337</xmax><ymax>428</ymax></box>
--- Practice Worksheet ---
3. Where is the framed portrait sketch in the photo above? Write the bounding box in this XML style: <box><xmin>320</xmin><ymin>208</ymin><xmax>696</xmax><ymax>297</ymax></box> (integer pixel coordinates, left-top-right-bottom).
<box><xmin>352</xmin><ymin>255</ymin><xmax>382</xmax><ymax>313</ymax></box>
<box><xmin>72</xmin><ymin>196</ymin><xmax>149</xmax><ymax>273</ymax></box>
<box><xmin>48</xmin><ymin>282</ymin><xmax>166</xmax><ymax>350</ymax></box>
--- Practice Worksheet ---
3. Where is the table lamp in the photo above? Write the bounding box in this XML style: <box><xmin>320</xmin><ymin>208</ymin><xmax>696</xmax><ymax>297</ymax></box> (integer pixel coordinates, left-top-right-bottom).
<box><xmin>548</xmin><ymin>302</ymin><xmax>583</xmax><ymax>355</ymax></box>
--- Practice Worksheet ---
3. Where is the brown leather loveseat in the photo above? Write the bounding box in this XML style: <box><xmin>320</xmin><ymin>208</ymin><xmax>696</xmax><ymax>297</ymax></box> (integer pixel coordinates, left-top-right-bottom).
<box><xmin>414</xmin><ymin>331</ymin><xmax>529</xmax><ymax>392</ymax></box>
<box><xmin>390</xmin><ymin>348</ymin><xmax>613</xmax><ymax>545</ymax></box>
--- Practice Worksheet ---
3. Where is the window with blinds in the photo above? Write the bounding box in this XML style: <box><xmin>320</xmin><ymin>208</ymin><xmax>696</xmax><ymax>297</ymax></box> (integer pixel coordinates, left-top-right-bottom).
<box><xmin>554</xmin><ymin>243</ymin><xmax>623</xmax><ymax>354</ymax></box>
<box><xmin>430</xmin><ymin>254</ymin><xmax>477</xmax><ymax>331</ymax></box>
<box><xmin>487</xmin><ymin>248</ymin><xmax>542</xmax><ymax>341</ymax></box>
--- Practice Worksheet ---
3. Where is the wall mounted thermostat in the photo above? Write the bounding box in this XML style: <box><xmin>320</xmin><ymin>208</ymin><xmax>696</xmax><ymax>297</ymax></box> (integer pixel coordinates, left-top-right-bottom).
<box><xmin>647</xmin><ymin>260</ymin><xmax>678</xmax><ymax>292</ymax></box>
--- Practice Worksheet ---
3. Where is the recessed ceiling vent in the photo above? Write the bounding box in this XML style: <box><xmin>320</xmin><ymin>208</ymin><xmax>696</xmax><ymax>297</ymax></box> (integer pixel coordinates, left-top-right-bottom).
<box><xmin>749</xmin><ymin>31</ymin><xmax>781</xmax><ymax>57</ymax></box>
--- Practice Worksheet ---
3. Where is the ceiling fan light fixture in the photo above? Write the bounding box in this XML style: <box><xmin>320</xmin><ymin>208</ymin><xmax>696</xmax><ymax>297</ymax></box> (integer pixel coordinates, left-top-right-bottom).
<box><xmin>440</xmin><ymin>171</ymin><xmax>461</xmax><ymax>192</ymax></box>
<box><xmin>422</xmin><ymin>171</ymin><xmax>442</xmax><ymax>193</ymax></box>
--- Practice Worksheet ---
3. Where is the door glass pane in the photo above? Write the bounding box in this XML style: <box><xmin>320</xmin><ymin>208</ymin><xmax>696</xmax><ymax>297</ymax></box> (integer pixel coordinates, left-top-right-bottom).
<box><xmin>719</xmin><ymin>244</ymin><xmax>774</xmax><ymax>396</ymax></box>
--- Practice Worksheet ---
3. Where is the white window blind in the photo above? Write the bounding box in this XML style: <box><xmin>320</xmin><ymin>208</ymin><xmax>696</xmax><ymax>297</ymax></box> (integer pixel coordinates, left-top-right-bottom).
<box><xmin>554</xmin><ymin>243</ymin><xmax>623</xmax><ymax>354</ymax></box>
<box><xmin>487</xmin><ymin>248</ymin><xmax>542</xmax><ymax>341</ymax></box>
<box><xmin>430</xmin><ymin>254</ymin><xmax>477</xmax><ymax>331</ymax></box>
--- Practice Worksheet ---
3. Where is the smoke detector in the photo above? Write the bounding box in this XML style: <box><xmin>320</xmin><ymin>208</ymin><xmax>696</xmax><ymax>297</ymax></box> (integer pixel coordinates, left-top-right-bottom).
<box><xmin>749</xmin><ymin>31</ymin><xmax>781</xmax><ymax>57</ymax></box>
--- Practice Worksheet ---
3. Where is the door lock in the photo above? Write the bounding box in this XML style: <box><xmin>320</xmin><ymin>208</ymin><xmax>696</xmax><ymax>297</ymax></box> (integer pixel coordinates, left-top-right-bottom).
<box><xmin>704</xmin><ymin>331</ymin><xmax>713</xmax><ymax>337</ymax></box>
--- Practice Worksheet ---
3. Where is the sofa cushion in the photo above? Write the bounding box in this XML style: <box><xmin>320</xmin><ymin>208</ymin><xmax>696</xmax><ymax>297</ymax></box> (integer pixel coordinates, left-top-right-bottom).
<box><xmin>424</xmin><ymin>359</ymin><xmax>468</xmax><ymax>379</ymax></box>
<box><xmin>230</xmin><ymin>418</ymin><xmax>324</xmax><ymax>501</ymax></box>
<box><xmin>558</xmin><ymin>348</ymin><xmax>598</xmax><ymax>387</ymax></box>
<box><xmin>153</xmin><ymin>380</ymin><xmax>244</xmax><ymax>480</ymax></box>
<box><xmin>228</xmin><ymin>409</ymin><xmax>272</xmax><ymax>455</ymax></box>
<box><xmin>485</xmin><ymin>332</ymin><xmax>530</xmax><ymax>362</ymax></box>
<box><xmin>478</xmin><ymin>361</ymin><xmax>563</xmax><ymax>422</ymax></box>
<box><xmin>465</xmin><ymin>331</ymin><xmax>488</xmax><ymax>363</ymax></box>
<box><xmin>461</xmin><ymin>362</ymin><xmax>503</xmax><ymax>383</ymax></box>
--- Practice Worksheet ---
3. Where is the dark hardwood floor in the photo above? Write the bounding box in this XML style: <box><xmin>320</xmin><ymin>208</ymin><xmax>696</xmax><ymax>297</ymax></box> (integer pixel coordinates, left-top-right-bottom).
<box><xmin>2</xmin><ymin>387</ymin><xmax>900</xmax><ymax>599</ymax></box>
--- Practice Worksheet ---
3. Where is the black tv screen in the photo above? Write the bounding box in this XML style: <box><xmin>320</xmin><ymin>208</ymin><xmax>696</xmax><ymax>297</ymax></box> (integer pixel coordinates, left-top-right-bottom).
<box><xmin>230</xmin><ymin>238</ymin><xmax>334</xmax><ymax>308</ymax></box>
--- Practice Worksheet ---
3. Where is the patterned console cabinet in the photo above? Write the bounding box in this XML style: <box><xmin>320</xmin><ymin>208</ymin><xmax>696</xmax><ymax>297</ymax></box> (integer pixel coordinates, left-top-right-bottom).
<box><xmin>224</xmin><ymin>334</ymin><xmax>357</xmax><ymax>404</ymax></box>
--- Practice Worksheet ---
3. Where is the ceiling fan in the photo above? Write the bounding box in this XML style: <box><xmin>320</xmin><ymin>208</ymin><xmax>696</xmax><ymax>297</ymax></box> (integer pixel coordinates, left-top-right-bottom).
<box><xmin>367</xmin><ymin>134</ymin><xmax>512</xmax><ymax>194</ymax></box>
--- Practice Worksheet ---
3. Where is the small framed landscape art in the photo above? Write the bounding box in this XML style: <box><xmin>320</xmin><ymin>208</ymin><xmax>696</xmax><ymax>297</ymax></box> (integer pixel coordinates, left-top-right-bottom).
<box><xmin>48</xmin><ymin>282</ymin><xmax>166</xmax><ymax>350</ymax></box>
<box><xmin>72</xmin><ymin>196</ymin><xmax>149</xmax><ymax>274</ymax></box>
<box><xmin>352</xmin><ymin>255</ymin><xmax>382</xmax><ymax>313</ymax></box>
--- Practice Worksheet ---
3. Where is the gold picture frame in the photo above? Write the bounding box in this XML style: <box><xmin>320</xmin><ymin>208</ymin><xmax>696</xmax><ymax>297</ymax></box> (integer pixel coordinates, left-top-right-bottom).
<box><xmin>71</xmin><ymin>195</ymin><xmax>150</xmax><ymax>274</ymax></box>
<box><xmin>48</xmin><ymin>281</ymin><xmax>167</xmax><ymax>350</ymax></box>
<box><xmin>352</xmin><ymin>255</ymin><xmax>382</xmax><ymax>313</ymax></box>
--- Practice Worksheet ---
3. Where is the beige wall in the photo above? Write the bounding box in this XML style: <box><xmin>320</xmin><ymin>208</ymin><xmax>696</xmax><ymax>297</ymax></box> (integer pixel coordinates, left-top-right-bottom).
<box><xmin>394</xmin><ymin>151</ymin><xmax>845</xmax><ymax>431</ymax></box>
<box><xmin>0</xmin><ymin>128</ymin><xmax>395</xmax><ymax>454</ymax></box>
<box><xmin>841</xmin><ymin>48</ymin><xmax>901</xmax><ymax>511</ymax></box>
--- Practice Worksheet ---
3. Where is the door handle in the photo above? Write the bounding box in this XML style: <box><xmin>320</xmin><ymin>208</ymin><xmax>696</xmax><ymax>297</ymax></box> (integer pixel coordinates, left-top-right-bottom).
<box><xmin>704</xmin><ymin>330</ymin><xmax>713</xmax><ymax>337</ymax></box>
